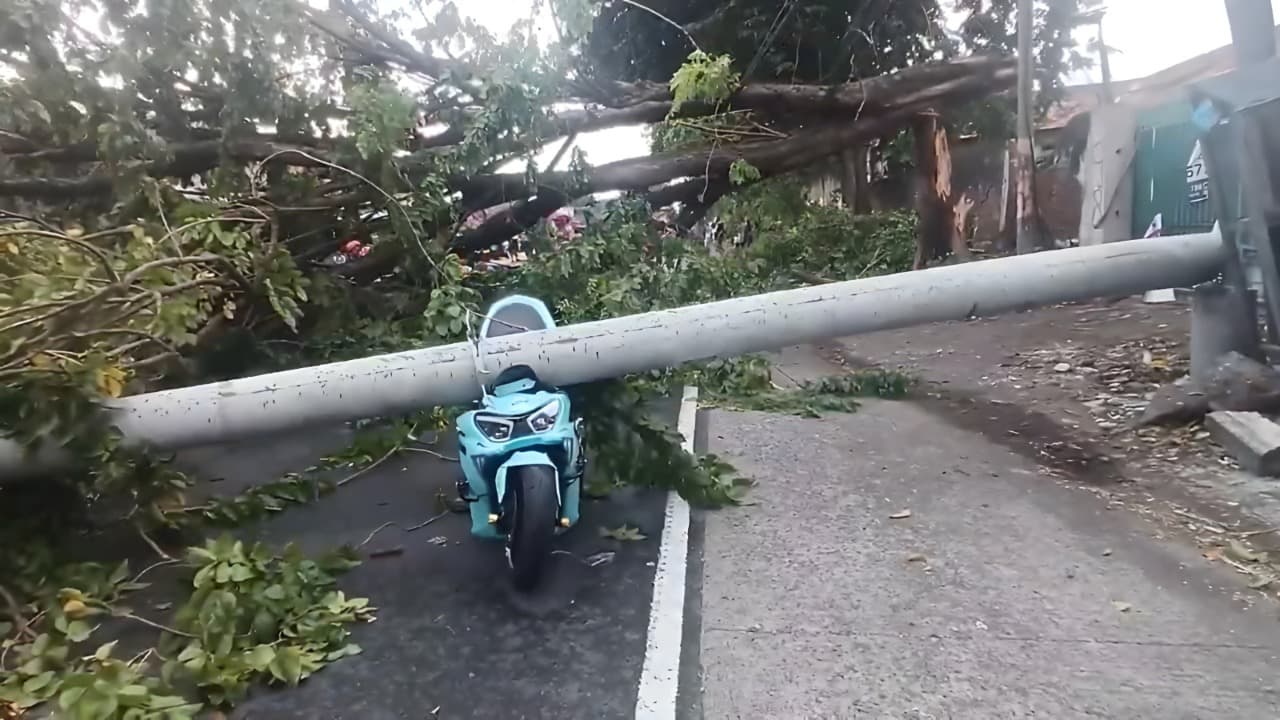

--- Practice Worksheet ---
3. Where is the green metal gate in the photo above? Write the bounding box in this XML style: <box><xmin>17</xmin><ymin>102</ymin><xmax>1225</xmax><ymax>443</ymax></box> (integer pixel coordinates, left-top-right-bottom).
<box><xmin>1131</xmin><ymin>103</ymin><xmax>1217</xmax><ymax>237</ymax></box>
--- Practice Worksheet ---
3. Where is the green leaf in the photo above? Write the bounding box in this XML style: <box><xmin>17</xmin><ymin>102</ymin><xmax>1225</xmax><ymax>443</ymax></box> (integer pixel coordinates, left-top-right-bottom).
<box><xmin>263</xmin><ymin>584</ymin><xmax>286</xmax><ymax>601</ymax></box>
<box><xmin>118</xmin><ymin>684</ymin><xmax>150</xmax><ymax>705</ymax></box>
<box><xmin>599</xmin><ymin>524</ymin><xmax>647</xmax><ymax>542</ymax></box>
<box><xmin>229</xmin><ymin>563</ymin><xmax>253</xmax><ymax>582</ymax></box>
<box><xmin>108</xmin><ymin>560</ymin><xmax>130</xmax><ymax>586</ymax></box>
<box><xmin>147</xmin><ymin>694</ymin><xmax>192</xmax><ymax>709</ymax></box>
<box><xmin>176</xmin><ymin>642</ymin><xmax>204</xmax><ymax>664</ymax></box>
<box><xmin>59</xmin><ymin>685</ymin><xmax>87</xmax><ymax>710</ymax></box>
<box><xmin>245</xmin><ymin>644</ymin><xmax>275</xmax><ymax>671</ymax></box>
<box><xmin>325</xmin><ymin>643</ymin><xmax>362</xmax><ymax>661</ymax></box>
<box><xmin>728</xmin><ymin>158</ymin><xmax>761</xmax><ymax>186</ymax></box>
<box><xmin>185</xmin><ymin>547</ymin><xmax>217</xmax><ymax>565</ymax></box>
<box><xmin>22</xmin><ymin>670</ymin><xmax>55</xmax><ymax>694</ymax></box>
<box><xmin>64</xmin><ymin>620</ymin><xmax>92</xmax><ymax>642</ymax></box>
<box><xmin>269</xmin><ymin>647</ymin><xmax>305</xmax><ymax>686</ymax></box>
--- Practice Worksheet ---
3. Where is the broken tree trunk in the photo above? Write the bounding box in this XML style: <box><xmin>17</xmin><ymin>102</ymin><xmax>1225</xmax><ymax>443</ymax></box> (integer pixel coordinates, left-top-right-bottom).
<box><xmin>839</xmin><ymin>145</ymin><xmax>870</xmax><ymax>213</ymax></box>
<box><xmin>453</xmin><ymin>101</ymin><xmax>983</xmax><ymax>253</ymax></box>
<box><xmin>911</xmin><ymin>112</ymin><xmax>970</xmax><ymax>269</ymax></box>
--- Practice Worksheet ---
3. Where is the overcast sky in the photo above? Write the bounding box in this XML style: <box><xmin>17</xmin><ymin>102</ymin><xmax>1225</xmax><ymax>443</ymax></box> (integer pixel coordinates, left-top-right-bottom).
<box><xmin>460</xmin><ymin>0</ymin><xmax>1280</xmax><ymax>166</ymax></box>
<box><xmin>1065</xmin><ymin>0</ymin><xmax>1280</xmax><ymax>83</ymax></box>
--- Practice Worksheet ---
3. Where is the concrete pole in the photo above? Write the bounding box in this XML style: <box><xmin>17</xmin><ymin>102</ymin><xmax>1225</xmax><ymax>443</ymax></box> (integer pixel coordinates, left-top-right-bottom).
<box><xmin>1224</xmin><ymin>0</ymin><xmax>1277</xmax><ymax>64</ymax></box>
<box><xmin>1014</xmin><ymin>0</ymin><xmax>1042</xmax><ymax>254</ymax></box>
<box><xmin>1190</xmin><ymin>284</ymin><xmax>1262</xmax><ymax>385</ymax></box>
<box><xmin>0</xmin><ymin>233</ymin><xmax>1227</xmax><ymax>480</ymax></box>
<box><xmin>1096</xmin><ymin>17</ymin><xmax>1114</xmax><ymax>104</ymax></box>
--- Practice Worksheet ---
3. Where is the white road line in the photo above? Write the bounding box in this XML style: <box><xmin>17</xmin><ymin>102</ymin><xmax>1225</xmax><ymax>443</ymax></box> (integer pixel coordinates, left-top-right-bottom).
<box><xmin>634</xmin><ymin>385</ymin><xmax>698</xmax><ymax>720</ymax></box>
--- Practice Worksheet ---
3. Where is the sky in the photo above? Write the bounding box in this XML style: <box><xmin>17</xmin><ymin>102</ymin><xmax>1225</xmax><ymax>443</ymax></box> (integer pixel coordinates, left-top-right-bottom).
<box><xmin>459</xmin><ymin>0</ymin><xmax>1280</xmax><ymax>167</ymax></box>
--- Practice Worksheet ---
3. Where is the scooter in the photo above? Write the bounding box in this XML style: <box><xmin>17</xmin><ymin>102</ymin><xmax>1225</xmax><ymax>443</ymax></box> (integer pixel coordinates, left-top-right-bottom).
<box><xmin>455</xmin><ymin>295</ymin><xmax>586</xmax><ymax>590</ymax></box>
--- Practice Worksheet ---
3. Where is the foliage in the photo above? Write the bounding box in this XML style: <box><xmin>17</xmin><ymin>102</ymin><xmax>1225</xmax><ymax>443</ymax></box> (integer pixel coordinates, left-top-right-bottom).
<box><xmin>588</xmin><ymin>0</ymin><xmax>946</xmax><ymax>85</ymax></box>
<box><xmin>166</xmin><ymin>538</ymin><xmax>369</xmax><ymax>706</ymax></box>
<box><xmin>668</xmin><ymin>51</ymin><xmax>740</xmax><ymax>113</ymax></box>
<box><xmin>728</xmin><ymin>159</ymin><xmax>761</xmax><ymax>186</ymax></box>
<box><xmin>748</xmin><ymin>206</ymin><xmax>918</xmax><ymax>281</ymax></box>
<box><xmin>591</xmin><ymin>0</ymin><xmax>1098</xmax><ymax>153</ymax></box>
<box><xmin>954</xmin><ymin>0</ymin><xmax>1104</xmax><ymax>133</ymax></box>
<box><xmin>0</xmin><ymin>385</ymin><xmax>427</xmax><ymax>718</ymax></box>
<box><xmin>0</xmin><ymin>538</ymin><xmax>368</xmax><ymax>717</ymax></box>
<box><xmin>648</xmin><ymin>111</ymin><xmax>783</xmax><ymax>155</ymax></box>
<box><xmin>713</xmin><ymin>177</ymin><xmax>812</xmax><ymax>232</ymax></box>
<box><xmin>704</xmin><ymin>368</ymin><xmax>915</xmax><ymax>418</ymax></box>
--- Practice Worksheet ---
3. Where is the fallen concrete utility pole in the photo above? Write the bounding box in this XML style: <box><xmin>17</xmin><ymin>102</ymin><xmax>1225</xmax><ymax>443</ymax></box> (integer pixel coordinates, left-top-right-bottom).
<box><xmin>0</xmin><ymin>232</ymin><xmax>1226</xmax><ymax>480</ymax></box>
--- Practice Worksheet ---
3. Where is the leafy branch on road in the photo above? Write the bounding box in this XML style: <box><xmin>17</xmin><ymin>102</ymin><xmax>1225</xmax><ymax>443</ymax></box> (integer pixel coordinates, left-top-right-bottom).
<box><xmin>708</xmin><ymin>370</ymin><xmax>916</xmax><ymax>417</ymax></box>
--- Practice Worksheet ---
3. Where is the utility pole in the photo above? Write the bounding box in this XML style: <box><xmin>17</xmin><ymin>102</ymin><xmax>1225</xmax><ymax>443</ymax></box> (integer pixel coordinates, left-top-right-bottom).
<box><xmin>1014</xmin><ymin>0</ymin><xmax>1042</xmax><ymax>254</ymax></box>
<box><xmin>1095</xmin><ymin>12</ymin><xmax>1113</xmax><ymax>103</ymax></box>
<box><xmin>1223</xmin><ymin>0</ymin><xmax>1277</xmax><ymax>64</ymax></box>
<box><xmin>0</xmin><ymin>232</ymin><xmax>1229</xmax><ymax>481</ymax></box>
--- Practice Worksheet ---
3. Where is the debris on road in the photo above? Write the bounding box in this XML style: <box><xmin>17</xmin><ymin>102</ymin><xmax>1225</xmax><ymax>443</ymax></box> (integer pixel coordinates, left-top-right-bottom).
<box><xmin>585</xmin><ymin>551</ymin><xmax>616</xmax><ymax>567</ymax></box>
<box><xmin>1226</xmin><ymin>538</ymin><xmax>1269</xmax><ymax>564</ymax></box>
<box><xmin>600</xmin><ymin>524</ymin><xmax>647</xmax><ymax>541</ymax></box>
<box><xmin>1204</xmin><ymin>352</ymin><xmax>1280</xmax><ymax>413</ymax></box>
<box><xmin>889</xmin><ymin>509</ymin><xmax>913</xmax><ymax>520</ymax></box>
<box><xmin>1135</xmin><ymin>375</ymin><xmax>1209</xmax><ymax>427</ymax></box>
<box><xmin>1204</xmin><ymin>411</ymin><xmax>1280</xmax><ymax>476</ymax></box>
<box><xmin>1112</xmin><ymin>600</ymin><xmax>1133</xmax><ymax>613</ymax></box>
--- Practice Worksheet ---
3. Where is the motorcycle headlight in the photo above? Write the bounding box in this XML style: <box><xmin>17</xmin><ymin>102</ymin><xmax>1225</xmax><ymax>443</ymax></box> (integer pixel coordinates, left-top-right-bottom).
<box><xmin>527</xmin><ymin>399</ymin><xmax>561</xmax><ymax>433</ymax></box>
<box><xmin>475</xmin><ymin>415</ymin><xmax>514</xmax><ymax>441</ymax></box>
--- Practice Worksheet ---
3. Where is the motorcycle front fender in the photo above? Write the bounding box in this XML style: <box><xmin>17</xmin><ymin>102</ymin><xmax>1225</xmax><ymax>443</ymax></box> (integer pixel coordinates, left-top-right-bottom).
<box><xmin>495</xmin><ymin>451</ymin><xmax>560</xmax><ymax>506</ymax></box>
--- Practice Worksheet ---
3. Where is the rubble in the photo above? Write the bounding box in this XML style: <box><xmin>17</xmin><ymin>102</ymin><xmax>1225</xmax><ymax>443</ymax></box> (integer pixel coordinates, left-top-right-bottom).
<box><xmin>1203</xmin><ymin>352</ymin><xmax>1280</xmax><ymax>413</ymax></box>
<box><xmin>1204</xmin><ymin>411</ymin><xmax>1280</xmax><ymax>477</ymax></box>
<box><xmin>1134</xmin><ymin>375</ymin><xmax>1210</xmax><ymax>428</ymax></box>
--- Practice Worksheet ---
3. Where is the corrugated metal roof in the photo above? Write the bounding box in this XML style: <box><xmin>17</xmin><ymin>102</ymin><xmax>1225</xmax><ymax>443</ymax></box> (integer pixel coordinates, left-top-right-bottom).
<box><xmin>1040</xmin><ymin>24</ymin><xmax>1280</xmax><ymax>130</ymax></box>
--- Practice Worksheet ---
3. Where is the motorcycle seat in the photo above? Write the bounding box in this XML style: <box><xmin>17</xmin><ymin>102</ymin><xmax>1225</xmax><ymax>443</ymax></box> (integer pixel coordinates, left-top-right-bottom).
<box><xmin>490</xmin><ymin>364</ymin><xmax>555</xmax><ymax>395</ymax></box>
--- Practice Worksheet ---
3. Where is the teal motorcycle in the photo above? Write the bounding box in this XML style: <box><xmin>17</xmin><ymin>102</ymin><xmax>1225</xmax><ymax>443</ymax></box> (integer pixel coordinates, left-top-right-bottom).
<box><xmin>455</xmin><ymin>295</ymin><xmax>586</xmax><ymax>590</ymax></box>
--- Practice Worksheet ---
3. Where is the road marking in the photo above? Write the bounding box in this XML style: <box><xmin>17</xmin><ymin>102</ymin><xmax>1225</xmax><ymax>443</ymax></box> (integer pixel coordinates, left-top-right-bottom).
<box><xmin>634</xmin><ymin>385</ymin><xmax>698</xmax><ymax>720</ymax></box>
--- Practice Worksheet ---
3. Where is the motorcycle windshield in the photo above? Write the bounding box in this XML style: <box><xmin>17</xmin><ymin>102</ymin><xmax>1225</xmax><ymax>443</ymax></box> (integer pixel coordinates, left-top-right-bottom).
<box><xmin>482</xmin><ymin>299</ymin><xmax>552</xmax><ymax>339</ymax></box>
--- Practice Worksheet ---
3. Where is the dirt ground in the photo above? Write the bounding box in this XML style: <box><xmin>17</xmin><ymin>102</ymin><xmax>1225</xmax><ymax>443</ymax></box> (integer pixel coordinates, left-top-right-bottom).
<box><xmin>805</xmin><ymin>296</ymin><xmax>1280</xmax><ymax>606</ymax></box>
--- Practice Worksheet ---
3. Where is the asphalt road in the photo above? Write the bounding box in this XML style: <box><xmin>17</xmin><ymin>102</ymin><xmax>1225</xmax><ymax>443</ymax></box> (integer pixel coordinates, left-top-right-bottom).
<box><xmin>55</xmin><ymin>342</ymin><xmax>1280</xmax><ymax>720</ymax></box>
<box><xmin>171</xmin><ymin>396</ymin><xmax>685</xmax><ymax>720</ymax></box>
<box><xmin>696</xmin><ymin>348</ymin><xmax>1280</xmax><ymax>719</ymax></box>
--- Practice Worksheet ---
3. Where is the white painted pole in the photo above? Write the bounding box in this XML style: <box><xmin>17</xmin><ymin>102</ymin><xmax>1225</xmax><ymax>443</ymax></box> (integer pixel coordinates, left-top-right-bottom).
<box><xmin>0</xmin><ymin>232</ymin><xmax>1226</xmax><ymax>479</ymax></box>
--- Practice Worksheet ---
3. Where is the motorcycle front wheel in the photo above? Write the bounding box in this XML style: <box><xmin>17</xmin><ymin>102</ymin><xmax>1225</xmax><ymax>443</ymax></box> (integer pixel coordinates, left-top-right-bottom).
<box><xmin>504</xmin><ymin>465</ymin><xmax>558</xmax><ymax>590</ymax></box>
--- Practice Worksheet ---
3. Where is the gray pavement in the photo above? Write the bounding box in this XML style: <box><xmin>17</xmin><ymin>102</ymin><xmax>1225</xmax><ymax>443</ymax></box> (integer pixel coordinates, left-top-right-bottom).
<box><xmin>699</xmin><ymin>394</ymin><xmax>1280</xmax><ymax>719</ymax></box>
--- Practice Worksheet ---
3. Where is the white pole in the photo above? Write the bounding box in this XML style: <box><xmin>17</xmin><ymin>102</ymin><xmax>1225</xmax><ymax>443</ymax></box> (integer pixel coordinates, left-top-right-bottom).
<box><xmin>1014</xmin><ymin>0</ymin><xmax>1041</xmax><ymax>254</ymax></box>
<box><xmin>0</xmin><ymin>232</ymin><xmax>1226</xmax><ymax>479</ymax></box>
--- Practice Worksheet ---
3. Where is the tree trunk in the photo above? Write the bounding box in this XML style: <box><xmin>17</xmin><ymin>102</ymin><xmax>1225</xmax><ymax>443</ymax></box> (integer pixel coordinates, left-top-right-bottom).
<box><xmin>839</xmin><ymin>145</ymin><xmax>870</xmax><ymax>213</ymax></box>
<box><xmin>911</xmin><ymin>112</ymin><xmax>969</xmax><ymax>269</ymax></box>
